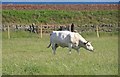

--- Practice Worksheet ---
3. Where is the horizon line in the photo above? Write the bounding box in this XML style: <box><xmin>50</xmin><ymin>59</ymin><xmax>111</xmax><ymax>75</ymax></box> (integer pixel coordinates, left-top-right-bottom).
<box><xmin>2</xmin><ymin>2</ymin><xmax>119</xmax><ymax>4</ymax></box>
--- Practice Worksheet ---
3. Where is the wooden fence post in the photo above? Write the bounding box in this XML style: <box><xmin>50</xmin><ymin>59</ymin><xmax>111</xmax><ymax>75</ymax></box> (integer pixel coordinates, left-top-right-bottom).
<box><xmin>7</xmin><ymin>25</ymin><xmax>10</xmax><ymax>39</ymax></box>
<box><xmin>40</xmin><ymin>24</ymin><xmax>42</xmax><ymax>38</ymax></box>
<box><xmin>54</xmin><ymin>25</ymin><xmax>55</xmax><ymax>31</ymax></box>
<box><xmin>96</xmin><ymin>25</ymin><xmax>99</xmax><ymax>38</ymax></box>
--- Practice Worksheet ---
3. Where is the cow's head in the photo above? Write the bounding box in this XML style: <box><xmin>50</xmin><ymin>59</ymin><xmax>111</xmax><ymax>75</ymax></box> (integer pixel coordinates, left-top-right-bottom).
<box><xmin>83</xmin><ymin>41</ymin><xmax>94</xmax><ymax>52</ymax></box>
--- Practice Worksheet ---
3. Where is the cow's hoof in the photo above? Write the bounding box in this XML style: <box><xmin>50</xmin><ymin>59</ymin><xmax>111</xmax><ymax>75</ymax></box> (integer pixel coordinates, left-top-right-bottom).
<box><xmin>69</xmin><ymin>52</ymin><xmax>71</xmax><ymax>54</ymax></box>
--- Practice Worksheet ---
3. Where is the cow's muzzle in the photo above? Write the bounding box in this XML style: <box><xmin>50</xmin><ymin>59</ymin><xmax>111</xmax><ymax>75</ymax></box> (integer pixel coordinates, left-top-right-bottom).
<box><xmin>90</xmin><ymin>49</ymin><xmax>94</xmax><ymax>52</ymax></box>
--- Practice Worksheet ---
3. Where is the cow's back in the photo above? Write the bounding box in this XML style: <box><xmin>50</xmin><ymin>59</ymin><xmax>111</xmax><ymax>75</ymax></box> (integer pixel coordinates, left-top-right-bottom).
<box><xmin>50</xmin><ymin>31</ymin><xmax>72</xmax><ymax>47</ymax></box>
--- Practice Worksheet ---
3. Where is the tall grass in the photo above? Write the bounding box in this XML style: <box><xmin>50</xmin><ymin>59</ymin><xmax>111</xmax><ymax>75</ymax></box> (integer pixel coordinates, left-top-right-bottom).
<box><xmin>2</xmin><ymin>31</ymin><xmax>118</xmax><ymax>75</ymax></box>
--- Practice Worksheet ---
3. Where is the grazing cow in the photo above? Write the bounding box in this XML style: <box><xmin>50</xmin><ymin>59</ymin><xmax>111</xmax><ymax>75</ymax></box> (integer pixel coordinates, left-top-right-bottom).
<box><xmin>47</xmin><ymin>31</ymin><xmax>94</xmax><ymax>54</ymax></box>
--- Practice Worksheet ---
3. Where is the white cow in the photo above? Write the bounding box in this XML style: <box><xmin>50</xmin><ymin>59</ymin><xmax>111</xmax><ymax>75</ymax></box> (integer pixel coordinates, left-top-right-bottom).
<box><xmin>47</xmin><ymin>31</ymin><xmax>94</xmax><ymax>54</ymax></box>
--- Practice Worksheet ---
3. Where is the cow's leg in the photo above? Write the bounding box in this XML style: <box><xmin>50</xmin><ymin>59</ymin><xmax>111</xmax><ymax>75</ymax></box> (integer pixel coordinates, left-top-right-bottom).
<box><xmin>68</xmin><ymin>43</ymin><xmax>72</xmax><ymax>54</ymax></box>
<box><xmin>52</xmin><ymin>43</ymin><xmax>57</xmax><ymax>55</ymax></box>
<box><xmin>77</xmin><ymin>49</ymin><xmax>80</xmax><ymax>55</ymax></box>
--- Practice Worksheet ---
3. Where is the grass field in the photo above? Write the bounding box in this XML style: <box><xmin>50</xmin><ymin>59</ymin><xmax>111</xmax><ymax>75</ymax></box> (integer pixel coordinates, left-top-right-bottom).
<box><xmin>2</xmin><ymin>10</ymin><xmax>118</xmax><ymax>25</ymax></box>
<box><xmin>2</xmin><ymin>32</ymin><xmax>118</xmax><ymax>75</ymax></box>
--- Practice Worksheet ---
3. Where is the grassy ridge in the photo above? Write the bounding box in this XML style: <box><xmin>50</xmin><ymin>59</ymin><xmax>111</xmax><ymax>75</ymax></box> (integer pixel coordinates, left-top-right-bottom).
<box><xmin>2</xmin><ymin>10</ymin><xmax>118</xmax><ymax>25</ymax></box>
<box><xmin>2</xmin><ymin>32</ymin><xmax>118</xmax><ymax>75</ymax></box>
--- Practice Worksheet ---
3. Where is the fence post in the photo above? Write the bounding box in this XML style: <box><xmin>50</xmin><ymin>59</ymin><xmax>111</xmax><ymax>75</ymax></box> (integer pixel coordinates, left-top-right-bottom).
<box><xmin>40</xmin><ymin>24</ymin><xmax>42</xmax><ymax>38</ymax></box>
<box><xmin>96</xmin><ymin>25</ymin><xmax>99</xmax><ymax>38</ymax></box>
<box><xmin>54</xmin><ymin>25</ymin><xmax>55</xmax><ymax>31</ymax></box>
<box><xmin>7</xmin><ymin>25</ymin><xmax>10</xmax><ymax>39</ymax></box>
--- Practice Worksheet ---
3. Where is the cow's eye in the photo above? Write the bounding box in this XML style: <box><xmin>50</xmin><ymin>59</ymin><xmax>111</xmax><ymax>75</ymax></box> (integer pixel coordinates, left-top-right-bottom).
<box><xmin>87</xmin><ymin>45</ymin><xmax>90</xmax><ymax>46</ymax></box>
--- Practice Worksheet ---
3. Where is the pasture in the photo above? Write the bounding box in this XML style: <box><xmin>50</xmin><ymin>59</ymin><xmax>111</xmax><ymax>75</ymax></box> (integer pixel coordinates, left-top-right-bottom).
<box><xmin>2</xmin><ymin>31</ymin><xmax>118</xmax><ymax>75</ymax></box>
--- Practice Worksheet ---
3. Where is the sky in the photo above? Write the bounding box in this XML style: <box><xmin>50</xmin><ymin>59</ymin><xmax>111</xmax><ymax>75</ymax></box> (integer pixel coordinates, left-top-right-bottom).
<box><xmin>2</xmin><ymin>0</ymin><xmax>120</xmax><ymax>2</ymax></box>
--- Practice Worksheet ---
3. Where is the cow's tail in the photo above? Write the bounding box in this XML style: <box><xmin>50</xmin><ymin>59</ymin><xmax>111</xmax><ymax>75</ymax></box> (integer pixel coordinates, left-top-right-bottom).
<box><xmin>47</xmin><ymin>33</ymin><xmax>52</xmax><ymax>48</ymax></box>
<box><xmin>47</xmin><ymin>43</ymin><xmax>51</xmax><ymax>48</ymax></box>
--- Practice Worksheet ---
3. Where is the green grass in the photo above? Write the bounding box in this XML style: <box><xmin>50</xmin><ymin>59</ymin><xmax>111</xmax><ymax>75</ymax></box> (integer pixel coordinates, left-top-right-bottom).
<box><xmin>0</xmin><ymin>31</ymin><xmax>1</xmax><ymax>76</ymax></box>
<box><xmin>2</xmin><ymin>10</ymin><xmax>118</xmax><ymax>25</ymax></box>
<box><xmin>2</xmin><ymin>31</ymin><xmax>118</xmax><ymax>75</ymax></box>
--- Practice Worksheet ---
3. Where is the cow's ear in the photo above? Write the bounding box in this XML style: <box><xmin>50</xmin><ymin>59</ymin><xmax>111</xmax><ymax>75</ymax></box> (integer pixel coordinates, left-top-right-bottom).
<box><xmin>86</xmin><ymin>41</ymin><xmax>89</xmax><ymax>43</ymax></box>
